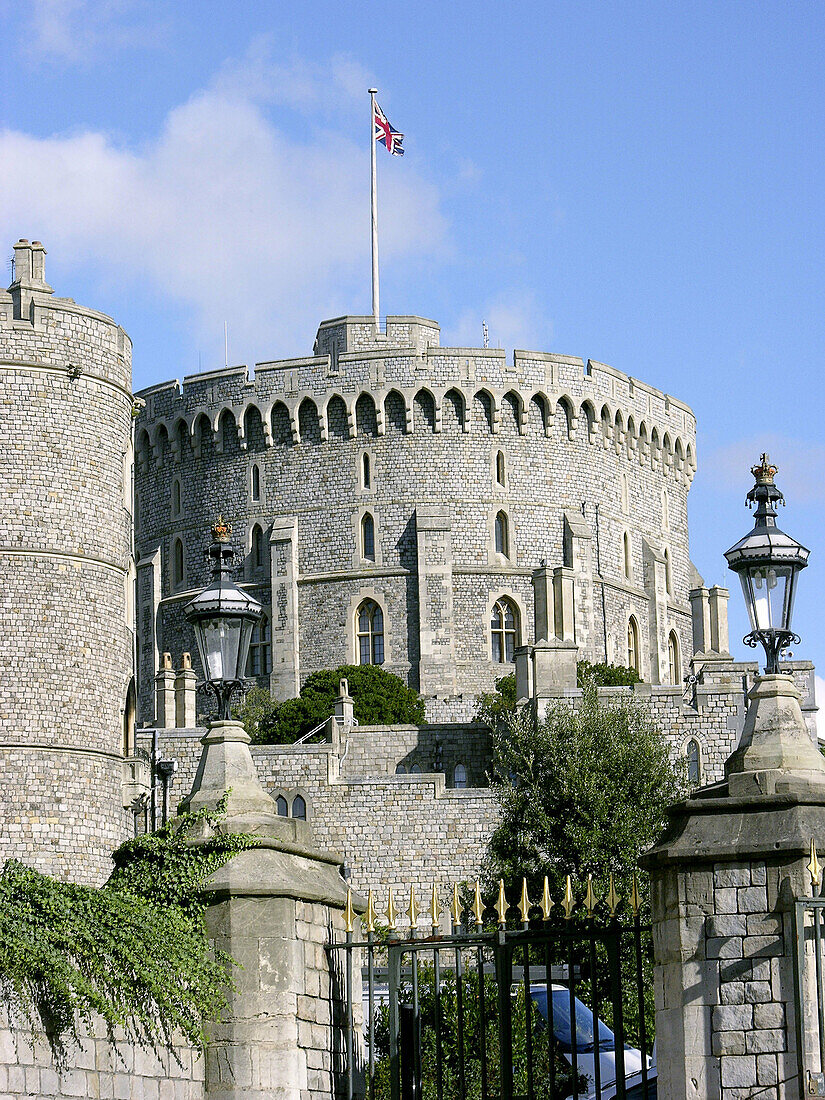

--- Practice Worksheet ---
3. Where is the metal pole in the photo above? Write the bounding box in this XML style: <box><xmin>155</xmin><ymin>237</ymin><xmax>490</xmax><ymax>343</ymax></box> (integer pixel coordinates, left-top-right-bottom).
<box><xmin>369</xmin><ymin>88</ymin><xmax>379</xmax><ymax>331</ymax></box>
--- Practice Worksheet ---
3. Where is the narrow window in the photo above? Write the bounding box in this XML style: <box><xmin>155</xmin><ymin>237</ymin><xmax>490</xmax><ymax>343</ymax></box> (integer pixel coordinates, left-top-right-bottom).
<box><xmin>668</xmin><ymin>630</ymin><xmax>680</xmax><ymax>686</ymax></box>
<box><xmin>172</xmin><ymin>538</ymin><xmax>184</xmax><ymax>587</ymax></box>
<box><xmin>361</xmin><ymin>513</ymin><xmax>376</xmax><ymax>561</ymax></box>
<box><xmin>495</xmin><ymin>450</ymin><xmax>505</xmax><ymax>486</ymax></box>
<box><xmin>662</xmin><ymin>490</ymin><xmax>670</xmax><ymax>529</ymax></box>
<box><xmin>627</xmin><ymin>616</ymin><xmax>640</xmax><ymax>673</ymax></box>
<box><xmin>623</xmin><ymin>532</ymin><xmax>632</xmax><ymax>580</ymax></box>
<box><xmin>395</xmin><ymin>763</ymin><xmax>406</xmax><ymax>774</ymax></box>
<box><xmin>357</xmin><ymin>599</ymin><xmax>385</xmax><ymax>665</ymax></box>
<box><xmin>362</xmin><ymin>452</ymin><xmax>371</xmax><ymax>489</ymax></box>
<box><xmin>454</xmin><ymin>763</ymin><xmax>468</xmax><ymax>789</ymax></box>
<box><xmin>276</xmin><ymin>795</ymin><xmax>289</xmax><ymax>817</ymax></box>
<box><xmin>621</xmin><ymin>473</ymin><xmax>628</xmax><ymax>515</ymax></box>
<box><xmin>171</xmin><ymin>479</ymin><xmax>181</xmax><ymax>517</ymax></box>
<box><xmin>247</xmin><ymin>615</ymin><xmax>272</xmax><ymax>676</ymax></box>
<box><xmin>251</xmin><ymin>463</ymin><xmax>261</xmax><ymax>502</ymax></box>
<box><xmin>491</xmin><ymin>598</ymin><xmax>519</xmax><ymax>663</ymax></box>
<box><xmin>686</xmin><ymin>739</ymin><xmax>701</xmax><ymax>787</ymax></box>
<box><xmin>252</xmin><ymin>524</ymin><xmax>265</xmax><ymax>571</ymax></box>
<box><xmin>494</xmin><ymin>511</ymin><xmax>509</xmax><ymax>558</ymax></box>
<box><xmin>291</xmin><ymin>794</ymin><xmax>307</xmax><ymax>820</ymax></box>
<box><xmin>664</xmin><ymin>548</ymin><xmax>673</xmax><ymax>596</ymax></box>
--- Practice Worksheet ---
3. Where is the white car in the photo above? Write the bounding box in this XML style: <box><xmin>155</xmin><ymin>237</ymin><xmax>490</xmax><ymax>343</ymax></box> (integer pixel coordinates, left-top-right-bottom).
<box><xmin>528</xmin><ymin>984</ymin><xmax>656</xmax><ymax>1099</ymax></box>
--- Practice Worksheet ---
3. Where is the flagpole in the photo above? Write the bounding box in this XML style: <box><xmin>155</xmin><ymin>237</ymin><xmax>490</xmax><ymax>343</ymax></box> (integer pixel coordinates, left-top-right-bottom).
<box><xmin>369</xmin><ymin>87</ymin><xmax>379</xmax><ymax>332</ymax></box>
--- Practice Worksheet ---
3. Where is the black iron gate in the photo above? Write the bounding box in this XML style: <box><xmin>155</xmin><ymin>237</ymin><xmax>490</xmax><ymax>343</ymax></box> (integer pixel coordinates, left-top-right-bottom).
<box><xmin>328</xmin><ymin>876</ymin><xmax>653</xmax><ymax>1100</ymax></box>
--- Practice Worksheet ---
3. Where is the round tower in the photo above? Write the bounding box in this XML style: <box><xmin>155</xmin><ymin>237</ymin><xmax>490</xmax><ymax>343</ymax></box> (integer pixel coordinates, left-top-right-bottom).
<box><xmin>135</xmin><ymin>315</ymin><xmax>697</xmax><ymax>722</ymax></box>
<box><xmin>0</xmin><ymin>239</ymin><xmax>134</xmax><ymax>885</ymax></box>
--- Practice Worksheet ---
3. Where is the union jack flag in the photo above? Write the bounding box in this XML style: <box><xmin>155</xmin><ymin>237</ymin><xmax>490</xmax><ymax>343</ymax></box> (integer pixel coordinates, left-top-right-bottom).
<box><xmin>373</xmin><ymin>101</ymin><xmax>404</xmax><ymax>156</ymax></box>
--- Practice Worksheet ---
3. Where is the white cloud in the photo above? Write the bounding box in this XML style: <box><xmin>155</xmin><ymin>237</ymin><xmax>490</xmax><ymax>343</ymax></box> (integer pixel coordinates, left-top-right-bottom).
<box><xmin>0</xmin><ymin>53</ymin><xmax>447</xmax><ymax>369</ymax></box>
<box><xmin>27</xmin><ymin>0</ymin><xmax>162</xmax><ymax>63</ymax></box>
<box><xmin>703</xmin><ymin>435</ymin><xmax>825</xmax><ymax>506</ymax></box>
<box><xmin>447</xmin><ymin>290</ymin><xmax>552</xmax><ymax>353</ymax></box>
<box><xmin>816</xmin><ymin>677</ymin><xmax>825</xmax><ymax>745</ymax></box>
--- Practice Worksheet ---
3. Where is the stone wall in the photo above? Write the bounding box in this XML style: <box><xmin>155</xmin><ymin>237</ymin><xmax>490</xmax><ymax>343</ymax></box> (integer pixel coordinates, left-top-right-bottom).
<box><xmin>134</xmin><ymin>314</ymin><xmax>696</xmax><ymax>723</ymax></box>
<box><xmin>139</xmin><ymin>723</ymin><xmax>498</xmax><ymax>899</ymax></box>
<box><xmin>0</xmin><ymin>1011</ymin><xmax>203</xmax><ymax>1100</ymax></box>
<box><xmin>0</xmin><ymin>240</ymin><xmax>134</xmax><ymax>884</ymax></box>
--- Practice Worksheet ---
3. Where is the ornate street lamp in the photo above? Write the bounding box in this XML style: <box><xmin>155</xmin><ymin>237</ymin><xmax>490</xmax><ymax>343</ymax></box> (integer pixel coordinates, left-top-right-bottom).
<box><xmin>184</xmin><ymin>516</ymin><xmax>263</xmax><ymax>718</ymax></box>
<box><xmin>724</xmin><ymin>454</ymin><xmax>810</xmax><ymax>673</ymax></box>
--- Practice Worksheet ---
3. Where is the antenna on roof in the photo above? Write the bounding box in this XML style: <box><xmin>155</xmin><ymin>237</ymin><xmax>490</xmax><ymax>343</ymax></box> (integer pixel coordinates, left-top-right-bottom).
<box><xmin>482</xmin><ymin>320</ymin><xmax>489</xmax><ymax>349</ymax></box>
<box><xmin>224</xmin><ymin>321</ymin><xmax>229</xmax><ymax>368</ymax></box>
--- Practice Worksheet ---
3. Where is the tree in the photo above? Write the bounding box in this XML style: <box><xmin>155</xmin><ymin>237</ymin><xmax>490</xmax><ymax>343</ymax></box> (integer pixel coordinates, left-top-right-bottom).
<box><xmin>484</xmin><ymin>678</ymin><xmax>685</xmax><ymax>904</ymax></box>
<box><xmin>235</xmin><ymin>665</ymin><xmax>425</xmax><ymax>744</ymax></box>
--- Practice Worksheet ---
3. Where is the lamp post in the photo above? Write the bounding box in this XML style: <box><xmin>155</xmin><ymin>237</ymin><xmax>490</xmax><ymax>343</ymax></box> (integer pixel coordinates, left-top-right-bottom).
<box><xmin>724</xmin><ymin>454</ymin><xmax>810</xmax><ymax>674</ymax></box>
<box><xmin>184</xmin><ymin>516</ymin><xmax>262</xmax><ymax>719</ymax></box>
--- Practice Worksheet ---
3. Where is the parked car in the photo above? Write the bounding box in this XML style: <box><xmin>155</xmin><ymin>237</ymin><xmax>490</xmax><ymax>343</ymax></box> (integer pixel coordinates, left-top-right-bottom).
<box><xmin>528</xmin><ymin>984</ymin><xmax>656</xmax><ymax>1100</ymax></box>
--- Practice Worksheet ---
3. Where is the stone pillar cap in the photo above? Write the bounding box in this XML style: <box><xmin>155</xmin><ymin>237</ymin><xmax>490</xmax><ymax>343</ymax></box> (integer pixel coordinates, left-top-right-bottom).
<box><xmin>725</xmin><ymin>673</ymin><xmax>825</xmax><ymax>797</ymax></box>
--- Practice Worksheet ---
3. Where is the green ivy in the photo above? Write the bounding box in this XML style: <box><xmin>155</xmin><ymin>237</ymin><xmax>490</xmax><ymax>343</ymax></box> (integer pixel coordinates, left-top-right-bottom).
<box><xmin>0</xmin><ymin>795</ymin><xmax>258</xmax><ymax>1066</ymax></box>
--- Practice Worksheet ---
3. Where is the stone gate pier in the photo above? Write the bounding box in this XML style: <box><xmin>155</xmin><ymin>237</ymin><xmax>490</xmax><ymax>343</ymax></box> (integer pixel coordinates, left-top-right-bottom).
<box><xmin>644</xmin><ymin>673</ymin><xmax>825</xmax><ymax>1099</ymax></box>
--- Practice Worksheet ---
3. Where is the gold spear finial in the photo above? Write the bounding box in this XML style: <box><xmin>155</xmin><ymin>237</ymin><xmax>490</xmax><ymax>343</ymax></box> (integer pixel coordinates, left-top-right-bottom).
<box><xmin>451</xmin><ymin>883</ymin><xmax>462</xmax><ymax>928</ymax></box>
<box><xmin>562</xmin><ymin>875</ymin><xmax>575</xmax><ymax>920</ymax></box>
<box><xmin>407</xmin><ymin>884</ymin><xmax>420</xmax><ymax>932</ymax></box>
<box><xmin>429</xmin><ymin>884</ymin><xmax>441</xmax><ymax>934</ymax></box>
<box><xmin>541</xmin><ymin>876</ymin><xmax>553</xmax><ymax>920</ymax></box>
<box><xmin>494</xmin><ymin>880</ymin><xmax>508</xmax><ymax>926</ymax></box>
<box><xmin>344</xmin><ymin>887</ymin><xmax>355</xmax><ymax>934</ymax></box>
<box><xmin>606</xmin><ymin>873</ymin><xmax>620</xmax><ymax>918</ymax></box>
<box><xmin>386</xmin><ymin>887</ymin><xmax>397</xmax><ymax>931</ymax></box>
<box><xmin>809</xmin><ymin>838</ymin><xmax>822</xmax><ymax>894</ymax></box>
<box><xmin>473</xmin><ymin>881</ymin><xmax>484</xmax><ymax>927</ymax></box>
<box><xmin>518</xmin><ymin>878</ymin><xmax>531</xmax><ymax>924</ymax></box>
<box><xmin>584</xmin><ymin>874</ymin><xmax>598</xmax><ymax>918</ymax></box>
<box><xmin>365</xmin><ymin>889</ymin><xmax>377</xmax><ymax>934</ymax></box>
<box><xmin>629</xmin><ymin>875</ymin><xmax>641</xmax><ymax>917</ymax></box>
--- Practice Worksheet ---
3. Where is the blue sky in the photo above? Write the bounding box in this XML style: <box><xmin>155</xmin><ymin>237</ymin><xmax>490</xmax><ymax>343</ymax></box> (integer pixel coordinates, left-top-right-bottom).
<box><xmin>1</xmin><ymin>0</ymin><xmax>824</xmax><ymax>709</ymax></box>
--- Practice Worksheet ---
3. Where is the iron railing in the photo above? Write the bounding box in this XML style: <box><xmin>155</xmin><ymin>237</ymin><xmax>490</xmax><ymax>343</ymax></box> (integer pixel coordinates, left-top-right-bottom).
<box><xmin>328</xmin><ymin>875</ymin><xmax>653</xmax><ymax>1100</ymax></box>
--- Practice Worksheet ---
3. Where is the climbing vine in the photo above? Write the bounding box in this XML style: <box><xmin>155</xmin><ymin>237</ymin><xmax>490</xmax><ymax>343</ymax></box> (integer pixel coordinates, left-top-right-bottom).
<box><xmin>0</xmin><ymin>796</ymin><xmax>258</xmax><ymax>1065</ymax></box>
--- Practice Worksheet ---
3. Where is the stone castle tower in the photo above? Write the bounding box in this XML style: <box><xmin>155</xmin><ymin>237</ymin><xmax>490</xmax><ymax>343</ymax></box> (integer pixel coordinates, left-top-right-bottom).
<box><xmin>134</xmin><ymin>315</ymin><xmax>697</xmax><ymax>722</ymax></box>
<box><xmin>0</xmin><ymin>240</ymin><xmax>134</xmax><ymax>885</ymax></box>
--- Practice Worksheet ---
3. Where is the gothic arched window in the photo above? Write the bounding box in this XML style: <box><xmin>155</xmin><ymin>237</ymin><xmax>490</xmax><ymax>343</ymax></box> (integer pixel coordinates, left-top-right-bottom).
<box><xmin>491</xmin><ymin>598</ymin><xmax>519</xmax><ymax>663</ymax></box>
<box><xmin>251</xmin><ymin>463</ymin><xmax>261</xmax><ymax>502</ymax></box>
<box><xmin>172</xmin><ymin>538</ymin><xmax>185</xmax><ymax>588</ymax></box>
<box><xmin>686</xmin><ymin>739</ymin><xmax>702</xmax><ymax>787</ymax></box>
<box><xmin>361</xmin><ymin>513</ymin><xmax>376</xmax><ymax>561</ymax></box>
<box><xmin>495</xmin><ymin>450</ymin><xmax>505</xmax><ymax>486</ymax></box>
<box><xmin>454</xmin><ymin>763</ymin><xmax>468</xmax><ymax>789</ymax></box>
<box><xmin>494</xmin><ymin>511</ymin><xmax>510</xmax><ymax>558</ymax></box>
<box><xmin>171</xmin><ymin>479</ymin><xmax>181</xmax><ymax>517</ymax></box>
<box><xmin>668</xmin><ymin>630</ymin><xmax>680</xmax><ymax>686</ymax></box>
<box><xmin>291</xmin><ymin>794</ymin><xmax>307</xmax><ymax>820</ymax></box>
<box><xmin>276</xmin><ymin>795</ymin><xmax>289</xmax><ymax>817</ymax></box>
<box><xmin>252</xmin><ymin>524</ymin><xmax>265</xmax><ymax>571</ymax></box>
<box><xmin>627</xmin><ymin>616</ymin><xmax>640</xmax><ymax>673</ymax></box>
<box><xmin>357</xmin><ymin>599</ymin><xmax>385</xmax><ymax>665</ymax></box>
<box><xmin>362</xmin><ymin>452</ymin><xmax>371</xmax><ymax>489</ymax></box>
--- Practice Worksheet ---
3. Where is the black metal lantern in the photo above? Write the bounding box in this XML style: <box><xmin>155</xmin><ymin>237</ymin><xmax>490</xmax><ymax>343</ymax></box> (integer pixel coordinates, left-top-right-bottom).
<box><xmin>184</xmin><ymin>516</ymin><xmax>263</xmax><ymax>718</ymax></box>
<box><xmin>724</xmin><ymin>454</ymin><xmax>810</xmax><ymax>673</ymax></box>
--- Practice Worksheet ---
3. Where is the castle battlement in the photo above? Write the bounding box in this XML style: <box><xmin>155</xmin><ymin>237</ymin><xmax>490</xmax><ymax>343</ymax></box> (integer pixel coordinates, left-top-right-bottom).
<box><xmin>135</xmin><ymin>314</ymin><xmax>696</xmax><ymax>482</ymax></box>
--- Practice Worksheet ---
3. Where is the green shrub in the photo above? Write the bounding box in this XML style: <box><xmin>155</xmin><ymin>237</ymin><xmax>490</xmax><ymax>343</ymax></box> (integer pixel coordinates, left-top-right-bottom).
<box><xmin>236</xmin><ymin>665</ymin><xmax>425</xmax><ymax>743</ymax></box>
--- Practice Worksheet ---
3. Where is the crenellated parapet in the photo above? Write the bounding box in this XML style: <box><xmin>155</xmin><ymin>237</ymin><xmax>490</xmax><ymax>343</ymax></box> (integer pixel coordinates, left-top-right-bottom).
<box><xmin>135</xmin><ymin>315</ymin><xmax>696</xmax><ymax>484</ymax></box>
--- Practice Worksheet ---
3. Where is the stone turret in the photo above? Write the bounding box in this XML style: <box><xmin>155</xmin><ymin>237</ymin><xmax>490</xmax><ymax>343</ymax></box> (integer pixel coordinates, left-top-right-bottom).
<box><xmin>0</xmin><ymin>239</ymin><xmax>134</xmax><ymax>884</ymax></box>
